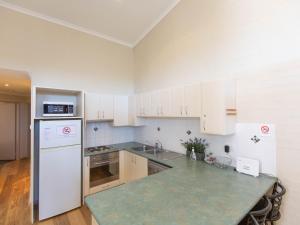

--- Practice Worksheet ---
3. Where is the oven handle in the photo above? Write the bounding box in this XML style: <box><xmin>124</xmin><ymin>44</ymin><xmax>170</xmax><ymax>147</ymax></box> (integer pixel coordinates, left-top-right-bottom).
<box><xmin>93</xmin><ymin>160</ymin><xmax>118</xmax><ymax>166</ymax></box>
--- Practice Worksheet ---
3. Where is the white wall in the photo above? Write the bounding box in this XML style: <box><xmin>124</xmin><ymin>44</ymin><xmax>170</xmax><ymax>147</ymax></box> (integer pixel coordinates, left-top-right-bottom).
<box><xmin>133</xmin><ymin>1</ymin><xmax>300</xmax><ymax>224</ymax></box>
<box><xmin>0</xmin><ymin>6</ymin><xmax>134</xmax><ymax>95</ymax></box>
<box><xmin>134</xmin><ymin>0</ymin><xmax>300</xmax><ymax>92</ymax></box>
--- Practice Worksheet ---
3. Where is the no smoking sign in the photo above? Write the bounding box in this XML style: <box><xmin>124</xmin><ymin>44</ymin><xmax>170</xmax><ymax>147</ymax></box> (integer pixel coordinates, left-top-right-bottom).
<box><xmin>260</xmin><ymin>124</ymin><xmax>271</xmax><ymax>136</ymax></box>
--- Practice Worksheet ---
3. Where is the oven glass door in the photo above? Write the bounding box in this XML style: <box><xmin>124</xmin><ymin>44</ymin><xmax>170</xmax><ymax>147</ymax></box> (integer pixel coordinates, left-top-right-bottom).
<box><xmin>90</xmin><ymin>152</ymin><xmax>119</xmax><ymax>188</ymax></box>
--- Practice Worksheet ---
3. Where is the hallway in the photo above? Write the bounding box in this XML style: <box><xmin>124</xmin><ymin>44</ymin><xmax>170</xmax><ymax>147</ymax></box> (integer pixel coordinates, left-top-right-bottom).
<box><xmin>0</xmin><ymin>159</ymin><xmax>90</xmax><ymax>225</ymax></box>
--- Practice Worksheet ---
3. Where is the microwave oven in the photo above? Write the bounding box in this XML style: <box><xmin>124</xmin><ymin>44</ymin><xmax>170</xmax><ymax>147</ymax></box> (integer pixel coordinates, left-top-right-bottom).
<box><xmin>43</xmin><ymin>101</ymin><xmax>74</xmax><ymax>117</ymax></box>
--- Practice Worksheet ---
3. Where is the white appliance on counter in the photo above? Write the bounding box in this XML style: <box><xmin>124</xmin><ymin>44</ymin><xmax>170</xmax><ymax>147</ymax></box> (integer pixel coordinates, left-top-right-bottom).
<box><xmin>39</xmin><ymin>119</ymin><xmax>82</xmax><ymax>220</ymax></box>
<box><xmin>236</xmin><ymin>157</ymin><xmax>260</xmax><ymax>177</ymax></box>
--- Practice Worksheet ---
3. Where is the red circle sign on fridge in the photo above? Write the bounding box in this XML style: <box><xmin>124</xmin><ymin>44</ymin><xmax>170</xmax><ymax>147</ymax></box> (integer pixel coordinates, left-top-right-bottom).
<box><xmin>63</xmin><ymin>126</ymin><xmax>71</xmax><ymax>134</ymax></box>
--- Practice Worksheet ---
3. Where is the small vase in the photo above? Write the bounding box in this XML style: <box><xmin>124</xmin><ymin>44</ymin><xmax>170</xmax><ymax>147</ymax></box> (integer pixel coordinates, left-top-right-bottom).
<box><xmin>195</xmin><ymin>152</ymin><xmax>205</xmax><ymax>161</ymax></box>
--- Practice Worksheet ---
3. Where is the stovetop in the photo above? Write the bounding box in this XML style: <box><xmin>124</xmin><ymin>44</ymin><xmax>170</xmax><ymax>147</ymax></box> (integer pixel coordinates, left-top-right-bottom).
<box><xmin>85</xmin><ymin>145</ymin><xmax>112</xmax><ymax>154</ymax></box>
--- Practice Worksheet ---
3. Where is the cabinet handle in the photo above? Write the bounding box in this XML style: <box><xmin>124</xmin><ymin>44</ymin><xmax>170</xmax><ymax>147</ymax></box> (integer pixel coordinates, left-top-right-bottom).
<box><xmin>180</xmin><ymin>106</ymin><xmax>183</xmax><ymax>116</ymax></box>
<box><xmin>203</xmin><ymin>119</ymin><xmax>206</xmax><ymax>131</ymax></box>
<box><xmin>185</xmin><ymin>106</ymin><xmax>188</xmax><ymax>116</ymax></box>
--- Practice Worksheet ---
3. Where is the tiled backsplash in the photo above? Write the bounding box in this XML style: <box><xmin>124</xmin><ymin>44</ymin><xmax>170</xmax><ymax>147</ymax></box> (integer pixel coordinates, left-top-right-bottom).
<box><xmin>85</xmin><ymin>118</ymin><xmax>276</xmax><ymax>175</ymax></box>
<box><xmin>134</xmin><ymin>118</ymin><xmax>276</xmax><ymax>175</ymax></box>
<box><xmin>85</xmin><ymin>122</ymin><xmax>135</xmax><ymax>147</ymax></box>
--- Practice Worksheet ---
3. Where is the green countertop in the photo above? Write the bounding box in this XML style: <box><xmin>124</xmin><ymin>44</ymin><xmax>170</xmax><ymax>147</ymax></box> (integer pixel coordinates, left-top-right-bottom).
<box><xmin>85</xmin><ymin>142</ymin><xmax>276</xmax><ymax>225</ymax></box>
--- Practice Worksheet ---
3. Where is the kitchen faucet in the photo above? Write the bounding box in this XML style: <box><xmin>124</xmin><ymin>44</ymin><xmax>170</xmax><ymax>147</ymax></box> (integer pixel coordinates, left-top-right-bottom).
<box><xmin>155</xmin><ymin>140</ymin><xmax>163</xmax><ymax>152</ymax></box>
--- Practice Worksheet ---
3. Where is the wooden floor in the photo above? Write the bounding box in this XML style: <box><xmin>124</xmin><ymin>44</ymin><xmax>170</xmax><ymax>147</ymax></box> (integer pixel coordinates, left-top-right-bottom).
<box><xmin>0</xmin><ymin>159</ymin><xmax>91</xmax><ymax>225</ymax></box>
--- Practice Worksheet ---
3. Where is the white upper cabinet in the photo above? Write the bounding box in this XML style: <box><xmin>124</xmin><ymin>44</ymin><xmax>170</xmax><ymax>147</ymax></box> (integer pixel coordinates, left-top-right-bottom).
<box><xmin>170</xmin><ymin>87</ymin><xmax>185</xmax><ymax>117</ymax></box>
<box><xmin>201</xmin><ymin>80</ymin><xmax>237</xmax><ymax>135</ymax></box>
<box><xmin>136</xmin><ymin>92</ymin><xmax>151</xmax><ymax>117</ymax></box>
<box><xmin>85</xmin><ymin>93</ymin><xmax>100</xmax><ymax>121</ymax></box>
<box><xmin>159</xmin><ymin>89</ymin><xmax>172</xmax><ymax>117</ymax></box>
<box><xmin>184</xmin><ymin>84</ymin><xmax>202</xmax><ymax>117</ymax></box>
<box><xmin>149</xmin><ymin>89</ymin><xmax>171</xmax><ymax>117</ymax></box>
<box><xmin>100</xmin><ymin>95</ymin><xmax>114</xmax><ymax>120</ymax></box>
<box><xmin>113</xmin><ymin>96</ymin><xmax>129</xmax><ymax>126</ymax></box>
<box><xmin>114</xmin><ymin>95</ymin><xmax>143</xmax><ymax>126</ymax></box>
<box><xmin>85</xmin><ymin>93</ymin><xmax>114</xmax><ymax>121</ymax></box>
<box><xmin>170</xmin><ymin>84</ymin><xmax>201</xmax><ymax>117</ymax></box>
<box><xmin>137</xmin><ymin>84</ymin><xmax>201</xmax><ymax>118</ymax></box>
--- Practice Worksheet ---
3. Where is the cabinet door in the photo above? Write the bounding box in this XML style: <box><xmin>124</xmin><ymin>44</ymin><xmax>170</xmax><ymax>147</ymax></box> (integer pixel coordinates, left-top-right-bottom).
<box><xmin>170</xmin><ymin>87</ymin><xmax>184</xmax><ymax>117</ymax></box>
<box><xmin>100</xmin><ymin>95</ymin><xmax>114</xmax><ymax>120</ymax></box>
<box><xmin>201</xmin><ymin>80</ymin><xmax>236</xmax><ymax>135</ymax></box>
<box><xmin>114</xmin><ymin>96</ymin><xmax>129</xmax><ymax>126</ymax></box>
<box><xmin>150</xmin><ymin>91</ymin><xmax>160</xmax><ymax>117</ymax></box>
<box><xmin>141</xmin><ymin>93</ymin><xmax>152</xmax><ymax>117</ymax></box>
<box><xmin>128</xmin><ymin>96</ymin><xmax>143</xmax><ymax>126</ymax></box>
<box><xmin>135</xmin><ymin>94</ymin><xmax>143</xmax><ymax>117</ymax></box>
<box><xmin>125</xmin><ymin>152</ymin><xmax>135</xmax><ymax>182</ymax></box>
<box><xmin>184</xmin><ymin>84</ymin><xmax>201</xmax><ymax>117</ymax></box>
<box><xmin>85</xmin><ymin>93</ymin><xmax>100</xmax><ymax>121</ymax></box>
<box><xmin>159</xmin><ymin>89</ymin><xmax>172</xmax><ymax>117</ymax></box>
<box><xmin>134</xmin><ymin>154</ymin><xmax>148</xmax><ymax>180</ymax></box>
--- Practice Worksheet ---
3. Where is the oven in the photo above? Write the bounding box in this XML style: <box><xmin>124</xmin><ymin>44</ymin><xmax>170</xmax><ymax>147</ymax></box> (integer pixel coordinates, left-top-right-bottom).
<box><xmin>89</xmin><ymin>152</ymin><xmax>120</xmax><ymax>188</ymax></box>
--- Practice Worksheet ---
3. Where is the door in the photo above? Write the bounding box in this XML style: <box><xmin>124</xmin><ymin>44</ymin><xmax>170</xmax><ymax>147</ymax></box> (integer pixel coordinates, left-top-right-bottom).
<box><xmin>141</xmin><ymin>93</ymin><xmax>151</xmax><ymax>116</ymax></box>
<box><xmin>39</xmin><ymin>144</ymin><xmax>81</xmax><ymax>220</ymax></box>
<box><xmin>89</xmin><ymin>152</ymin><xmax>119</xmax><ymax>188</ymax></box>
<box><xmin>100</xmin><ymin>95</ymin><xmax>114</xmax><ymax>120</ymax></box>
<box><xmin>85</xmin><ymin>93</ymin><xmax>100</xmax><ymax>121</ymax></box>
<box><xmin>40</xmin><ymin>120</ymin><xmax>81</xmax><ymax>148</ymax></box>
<box><xmin>184</xmin><ymin>84</ymin><xmax>201</xmax><ymax>117</ymax></box>
<box><xmin>201</xmin><ymin>81</ymin><xmax>225</xmax><ymax>134</ymax></box>
<box><xmin>170</xmin><ymin>87</ymin><xmax>184</xmax><ymax>117</ymax></box>
<box><xmin>133</xmin><ymin>154</ymin><xmax>148</xmax><ymax>180</ymax></box>
<box><xmin>113</xmin><ymin>96</ymin><xmax>129</xmax><ymax>126</ymax></box>
<box><xmin>150</xmin><ymin>91</ymin><xmax>160</xmax><ymax>116</ymax></box>
<box><xmin>0</xmin><ymin>102</ymin><xmax>16</xmax><ymax>160</ymax></box>
<box><xmin>159</xmin><ymin>89</ymin><xmax>172</xmax><ymax>117</ymax></box>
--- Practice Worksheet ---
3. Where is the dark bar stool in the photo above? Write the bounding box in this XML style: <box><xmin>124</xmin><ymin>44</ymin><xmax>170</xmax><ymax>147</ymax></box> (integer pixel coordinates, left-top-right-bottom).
<box><xmin>239</xmin><ymin>197</ymin><xmax>272</xmax><ymax>225</ymax></box>
<box><xmin>266</xmin><ymin>182</ymin><xmax>286</xmax><ymax>225</ymax></box>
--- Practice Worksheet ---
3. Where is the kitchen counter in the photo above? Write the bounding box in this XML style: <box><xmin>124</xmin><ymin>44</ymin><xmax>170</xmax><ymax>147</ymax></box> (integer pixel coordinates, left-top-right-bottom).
<box><xmin>85</xmin><ymin>142</ymin><xmax>276</xmax><ymax>225</ymax></box>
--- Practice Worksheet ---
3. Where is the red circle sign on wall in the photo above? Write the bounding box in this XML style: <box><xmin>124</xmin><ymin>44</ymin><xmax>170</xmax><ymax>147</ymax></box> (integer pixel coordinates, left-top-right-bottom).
<box><xmin>261</xmin><ymin>125</ymin><xmax>270</xmax><ymax>134</ymax></box>
<box><xmin>63</xmin><ymin>127</ymin><xmax>71</xmax><ymax>134</ymax></box>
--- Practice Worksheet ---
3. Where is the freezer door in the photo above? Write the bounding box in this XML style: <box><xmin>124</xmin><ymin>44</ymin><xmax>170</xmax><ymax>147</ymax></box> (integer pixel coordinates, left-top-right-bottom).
<box><xmin>39</xmin><ymin>145</ymin><xmax>81</xmax><ymax>220</ymax></box>
<box><xmin>40</xmin><ymin>120</ymin><xmax>81</xmax><ymax>149</ymax></box>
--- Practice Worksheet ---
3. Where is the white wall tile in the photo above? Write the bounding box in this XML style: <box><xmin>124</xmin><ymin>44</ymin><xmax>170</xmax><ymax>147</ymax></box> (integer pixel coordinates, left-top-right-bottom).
<box><xmin>85</xmin><ymin>122</ymin><xmax>135</xmax><ymax>147</ymax></box>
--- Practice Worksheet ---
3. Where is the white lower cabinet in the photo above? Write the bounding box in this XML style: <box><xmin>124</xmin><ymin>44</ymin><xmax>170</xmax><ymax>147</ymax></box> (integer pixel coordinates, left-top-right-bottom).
<box><xmin>121</xmin><ymin>151</ymin><xmax>148</xmax><ymax>182</ymax></box>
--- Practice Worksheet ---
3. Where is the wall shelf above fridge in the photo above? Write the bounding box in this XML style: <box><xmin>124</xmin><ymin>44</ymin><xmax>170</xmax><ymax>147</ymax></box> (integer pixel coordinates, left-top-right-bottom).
<box><xmin>33</xmin><ymin>86</ymin><xmax>84</xmax><ymax>119</ymax></box>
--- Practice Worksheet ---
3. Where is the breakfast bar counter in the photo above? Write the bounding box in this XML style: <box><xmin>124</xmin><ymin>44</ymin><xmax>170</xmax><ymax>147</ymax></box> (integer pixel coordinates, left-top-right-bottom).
<box><xmin>85</xmin><ymin>143</ymin><xmax>276</xmax><ymax>225</ymax></box>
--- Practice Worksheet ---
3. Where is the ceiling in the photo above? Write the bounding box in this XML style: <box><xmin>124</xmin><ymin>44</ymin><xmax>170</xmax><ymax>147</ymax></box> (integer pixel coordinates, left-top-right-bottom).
<box><xmin>0</xmin><ymin>0</ymin><xmax>180</xmax><ymax>47</ymax></box>
<box><xmin>0</xmin><ymin>69</ymin><xmax>31</xmax><ymax>96</ymax></box>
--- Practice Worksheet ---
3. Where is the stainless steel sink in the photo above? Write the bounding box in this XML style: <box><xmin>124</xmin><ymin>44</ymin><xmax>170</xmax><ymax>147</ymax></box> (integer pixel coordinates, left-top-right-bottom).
<box><xmin>131</xmin><ymin>145</ymin><xmax>154</xmax><ymax>152</ymax></box>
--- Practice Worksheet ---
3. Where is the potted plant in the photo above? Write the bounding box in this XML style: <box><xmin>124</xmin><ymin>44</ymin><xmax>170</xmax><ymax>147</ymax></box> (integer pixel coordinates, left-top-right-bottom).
<box><xmin>180</xmin><ymin>137</ymin><xmax>209</xmax><ymax>161</ymax></box>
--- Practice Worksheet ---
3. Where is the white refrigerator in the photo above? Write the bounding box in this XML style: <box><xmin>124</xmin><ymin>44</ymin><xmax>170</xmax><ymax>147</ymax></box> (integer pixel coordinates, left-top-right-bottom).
<box><xmin>39</xmin><ymin>119</ymin><xmax>82</xmax><ymax>220</ymax></box>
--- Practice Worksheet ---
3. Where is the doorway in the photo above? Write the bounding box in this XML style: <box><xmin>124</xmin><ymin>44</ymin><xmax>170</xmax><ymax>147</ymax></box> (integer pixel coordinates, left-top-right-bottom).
<box><xmin>0</xmin><ymin>68</ymin><xmax>31</xmax><ymax>161</ymax></box>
